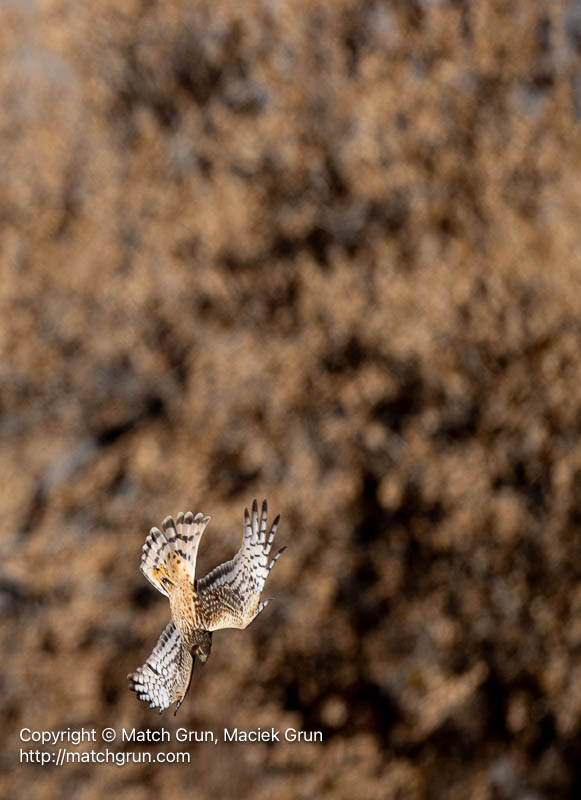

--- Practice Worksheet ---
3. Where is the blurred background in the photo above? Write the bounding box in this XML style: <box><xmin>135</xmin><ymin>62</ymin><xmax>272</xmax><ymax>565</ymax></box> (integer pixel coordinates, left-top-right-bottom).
<box><xmin>2</xmin><ymin>0</ymin><xmax>581</xmax><ymax>797</ymax></box>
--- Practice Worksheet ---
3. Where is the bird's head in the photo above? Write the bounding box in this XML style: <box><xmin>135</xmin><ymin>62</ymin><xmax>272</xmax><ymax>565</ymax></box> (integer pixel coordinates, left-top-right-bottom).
<box><xmin>193</xmin><ymin>631</ymin><xmax>213</xmax><ymax>664</ymax></box>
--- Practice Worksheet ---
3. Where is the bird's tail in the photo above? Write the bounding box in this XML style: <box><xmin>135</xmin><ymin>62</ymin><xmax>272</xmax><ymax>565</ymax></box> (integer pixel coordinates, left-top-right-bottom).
<box><xmin>140</xmin><ymin>512</ymin><xmax>211</xmax><ymax>596</ymax></box>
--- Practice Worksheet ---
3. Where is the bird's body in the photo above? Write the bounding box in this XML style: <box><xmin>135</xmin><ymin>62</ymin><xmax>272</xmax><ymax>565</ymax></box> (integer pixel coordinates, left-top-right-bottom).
<box><xmin>169</xmin><ymin>581</ymin><xmax>210</xmax><ymax>653</ymax></box>
<box><xmin>128</xmin><ymin>500</ymin><xmax>285</xmax><ymax>714</ymax></box>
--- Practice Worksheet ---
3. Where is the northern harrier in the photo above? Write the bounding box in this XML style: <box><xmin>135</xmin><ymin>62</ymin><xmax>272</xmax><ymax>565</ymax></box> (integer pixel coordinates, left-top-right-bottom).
<box><xmin>128</xmin><ymin>500</ymin><xmax>285</xmax><ymax>714</ymax></box>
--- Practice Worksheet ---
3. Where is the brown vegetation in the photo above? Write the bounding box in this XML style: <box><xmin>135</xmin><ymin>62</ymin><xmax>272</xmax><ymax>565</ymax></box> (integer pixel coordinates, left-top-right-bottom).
<box><xmin>2</xmin><ymin>1</ymin><xmax>581</xmax><ymax>797</ymax></box>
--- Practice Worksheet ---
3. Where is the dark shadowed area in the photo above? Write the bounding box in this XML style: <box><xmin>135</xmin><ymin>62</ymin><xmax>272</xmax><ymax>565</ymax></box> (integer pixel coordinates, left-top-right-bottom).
<box><xmin>2</xmin><ymin>1</ymin><xmax>581</xmax><ymax>798</ymax></box>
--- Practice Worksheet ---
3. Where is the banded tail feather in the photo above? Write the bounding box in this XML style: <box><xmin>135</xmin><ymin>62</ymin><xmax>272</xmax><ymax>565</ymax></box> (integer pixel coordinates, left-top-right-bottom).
<box><xmin>140</xmin><ymin>511</ymin><xmax>211</xmax><ymax>596</ymax></box>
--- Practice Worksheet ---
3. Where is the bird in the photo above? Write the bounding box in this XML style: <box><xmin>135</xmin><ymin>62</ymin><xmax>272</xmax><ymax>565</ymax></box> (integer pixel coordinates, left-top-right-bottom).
<box><xmin>128</xmin><ymin>499</ymin><xmax>285</xmax><ymax>714</ymax></box>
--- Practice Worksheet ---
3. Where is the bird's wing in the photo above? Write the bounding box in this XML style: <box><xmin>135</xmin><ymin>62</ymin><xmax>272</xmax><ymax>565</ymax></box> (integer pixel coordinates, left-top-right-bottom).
<box><xmin>196</xmin><ymin>499</ymin><xmax>285</xmax><ymax>631</ymax></box>
<box><xmin>140</xmin><ymin>511</ymin><xmax>211</xmax><ymax>596</ymax></box>
<box><xmin>128</xmin><ymin>621</ymin><xmax>194</xmax><ymax>714</ymax></box>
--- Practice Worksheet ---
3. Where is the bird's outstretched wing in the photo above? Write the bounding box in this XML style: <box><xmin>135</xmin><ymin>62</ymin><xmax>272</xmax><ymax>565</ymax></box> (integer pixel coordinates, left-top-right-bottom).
<box><xmin>140</xmin><ymin>512</ymin><xmax>211</xmax><ymax>597</ymax></box>
<box><xmin>196</xmin><ymin>499</ymin><xmax>285</xmax><ymax>631</ymax></box>
<box><xmin>128</xmin><ymin>621</ymin><xmax>193</xmax><ymax>714</ymax></box>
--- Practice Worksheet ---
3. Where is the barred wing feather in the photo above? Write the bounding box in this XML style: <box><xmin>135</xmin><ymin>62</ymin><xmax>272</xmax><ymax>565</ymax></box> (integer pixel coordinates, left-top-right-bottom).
<box><xmin>128</xmin><ymin>621</ymin><xmax>193</xmax><ymax>714</ymax></box>
<box><xmin>196</xmin><ymin>500</ymin><xmax>286</xmax><ymax>631</ymax></box>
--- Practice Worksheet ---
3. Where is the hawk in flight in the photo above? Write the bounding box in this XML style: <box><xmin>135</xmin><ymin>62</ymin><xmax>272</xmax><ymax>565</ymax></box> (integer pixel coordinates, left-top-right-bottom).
<box><xmin>128</xmin><ymin>499</ymin><xmax>285</xmax><ymax>714</ymax></box>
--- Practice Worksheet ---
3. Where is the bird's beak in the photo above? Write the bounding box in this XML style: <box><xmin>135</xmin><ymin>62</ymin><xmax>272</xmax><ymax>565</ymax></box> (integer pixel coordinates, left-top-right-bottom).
<box><xmin>198</xmin><ymin>653</ymin><xmax>207</xmax><ymax>664</ymax></box>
